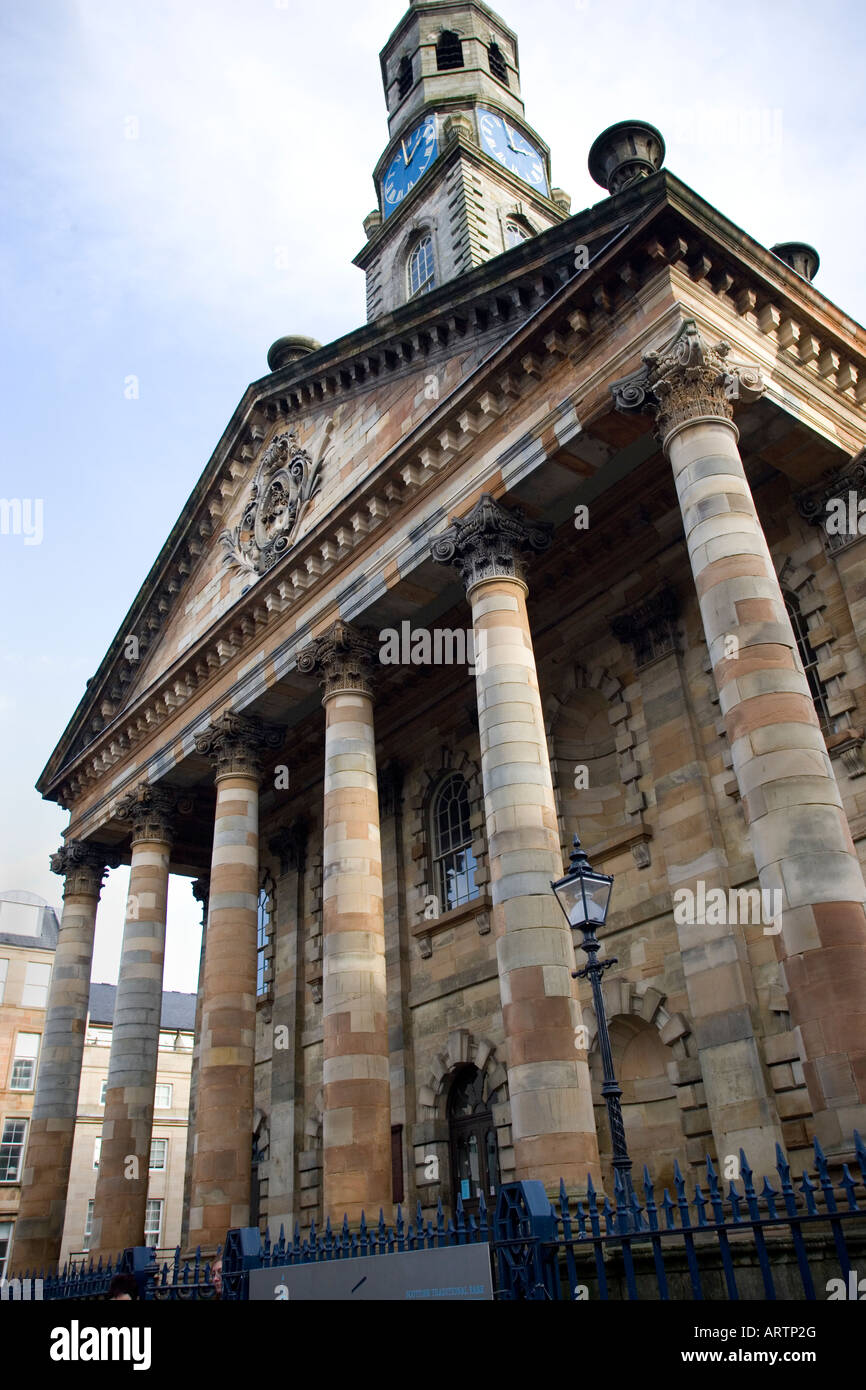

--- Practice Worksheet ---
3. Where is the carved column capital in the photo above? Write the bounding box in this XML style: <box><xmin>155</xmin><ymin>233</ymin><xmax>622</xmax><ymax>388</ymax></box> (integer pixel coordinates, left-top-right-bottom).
<box><xmin>611</xmin><ymin>318</ymin><xmax>764</xmax><ymax>449</ymax></box>
<box><xmin>268</xmin><ymin>818</ymin><xmax>308</xmax><ymax>875</ymax></box>
<box><xmin>377</xmin><ymin>760</ymin><xmax>404</xmax><ymax>820</ymax></box>
<box><xmin>191</xmin><ymin>876</ymin><xmax>210</xmax><ymax>923</ymax></box>
<box><xmin>114</xmin><ymin>782</ymin><xmax>178</xmax><ymax>844</ymax></box>
<box><xmin>795</xmin><ymin>448</ymin><xmax>866</xmax><ymax>555</ymax></box>
<box><xmin>430</xmin><ymin>493</ymin><xmax>552</xmax><ymax>593</ymax></box>
<box><xmin>49</xmin><ymin>840</ymin><xmax>121</xmax><ymax>899</ymax></box>
<box><xmin>611</xmin><ymin>586</ymin><xmax>680</xmax><ymax>669</ymax></box>
<box><xmin>297</xmin><ymin>620</ymin><xmax>379</xmax><ymax>701</ymax></box>
<box><xmin>194</xmin><ymin>710</ymin><xmax>283</xmax><ymax>781</ymax></box>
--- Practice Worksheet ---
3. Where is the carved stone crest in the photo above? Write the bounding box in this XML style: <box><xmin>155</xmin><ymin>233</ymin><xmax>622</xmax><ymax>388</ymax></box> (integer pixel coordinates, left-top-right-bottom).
<box><xmin>220</xmin><ymin>418</ymin><xmax>334</xmax><ymax>579</ymax></box>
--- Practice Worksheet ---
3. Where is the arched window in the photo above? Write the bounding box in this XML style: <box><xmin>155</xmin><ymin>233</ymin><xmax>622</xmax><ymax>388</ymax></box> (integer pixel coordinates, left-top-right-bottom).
<box><xmin>504</xmin><ymin>217</ymin><xmax>532</xmax><ymax>249</ymax></box>
<box><xmin>397</xmin><ymin>55</ymin><xmax>413</xmax><ymax>99</ymax></box>
<box><xmin>785</xmin><ymin>591</ymin><xmax>832</xmax><ymax>729</ymax></box>
<box><xmin>488</xmin><ymin>41</ymin><xmax>508</xmax><ymax>84</ymax></box>
<box><xmin>436</xmin><ymin>30</ymin><xmax>463</xmax><ymax>70</ymax></box>
<box><xmin>431</xmin><ymin>773</ymin><xmax>478</xmax><ymax>911</ymax></box>
<box><xmin>407</xmin><ymin>234</ymin><xmax>435</xmax><ymax>298</ymax></box>
<box><xmin>256</xmin><ymin>883</ymin><xmax>272</xmax><ymax>997</ymax></box>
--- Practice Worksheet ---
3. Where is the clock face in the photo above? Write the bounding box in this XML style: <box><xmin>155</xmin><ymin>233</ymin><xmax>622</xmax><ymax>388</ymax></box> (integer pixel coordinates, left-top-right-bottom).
<box><xmin>477</xmin><ymin>107</ymin><xmax>549</xmax><ymax>196</ymax></box>
<box><xmin>382</xmin><ymin>116</ymin><xmax>438</xmax><ymax>218</ymax></box>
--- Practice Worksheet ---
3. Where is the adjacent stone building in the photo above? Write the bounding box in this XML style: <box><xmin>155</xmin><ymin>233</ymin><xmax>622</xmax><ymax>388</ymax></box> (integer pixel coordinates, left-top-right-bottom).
<box><xmin>12</xmin><ymin>0</ymin><xmax>866</xmax><ymax>1269</ymax></box>
<box><xmin>0</xmin><ymin>890</ymin><xmax>58</xmax><ymax>1276</ymax></box>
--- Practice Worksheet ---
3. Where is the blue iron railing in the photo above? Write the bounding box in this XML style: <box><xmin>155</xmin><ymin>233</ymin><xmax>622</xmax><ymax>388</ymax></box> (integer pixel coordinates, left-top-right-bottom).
<box><xmin>543</xmin><ymin>1133</ymin><xmax>866</xmax><ymax>1301</ymax></box>
<box><xmin>28</xmin><ymin>1132</ymin><xmax>866</xmax><ymax>1301</ymax></box>
<box><xmin>39</xmin><ymin>1244</ymin><xmax>222</xmax><ymax>1301</ymax></box>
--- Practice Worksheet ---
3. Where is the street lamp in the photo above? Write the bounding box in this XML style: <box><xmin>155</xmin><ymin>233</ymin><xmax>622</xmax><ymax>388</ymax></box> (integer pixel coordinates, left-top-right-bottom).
<box><xmin>551</xmin><ymin>835</ymin><xmax>638</xmax><ymax>1230</ymax></box>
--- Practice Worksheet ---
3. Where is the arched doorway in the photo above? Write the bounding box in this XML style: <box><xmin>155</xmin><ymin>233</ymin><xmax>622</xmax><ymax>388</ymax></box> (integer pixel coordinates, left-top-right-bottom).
<box><xmin>447</xmin><ymin>1065</ymin><xmax>500</xmax><ymax>1217</ymax></box>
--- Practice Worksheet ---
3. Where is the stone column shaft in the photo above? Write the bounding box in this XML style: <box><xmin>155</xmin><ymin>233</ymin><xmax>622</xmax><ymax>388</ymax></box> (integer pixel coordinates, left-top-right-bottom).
<box><xmin>299</xmin><ymin>622</ymin><xmax>392</xmax><ymax>1223</ymax></box>
<box><xmin>188</xmin><ymin>711</ymin><xmax>281</xmax><ymax>1251</ymax></box>
<box><xmin>614</xmin><ymin>319</ymin><xmax>866</xmax><ymax>1158</ymax></box>
<box><xmin>11</xmin><ymin>842</ymin><xmax>117</xmax><ymax>1274</ymax></box>
<box><xmin>433</xmin><ymin>496</ymin><xmax>602</xmax><ymax>1190</ymax></box>
<box><xmin>91</xmin><ymin>785</ymin><xmax>175</xmax><ymax>1259</ymax></box>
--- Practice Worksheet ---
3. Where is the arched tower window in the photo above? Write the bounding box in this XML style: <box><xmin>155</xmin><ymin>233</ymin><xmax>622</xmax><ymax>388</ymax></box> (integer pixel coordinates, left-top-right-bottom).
<box><xmin>397</xmin><ymin>55</ymin><xmax>413</xmax><ymax>99</ymax></box>
<box><xmin>504</xmin><ymin>217</ymin><xmax>532</xmax><ymax>249</ymax></box>
<box><xmin>436</xmin><ymin>30</ymin><xmax>464</xmax><ymax>71</ymax></box>
<box><xmin>407</xmin><ymin>234</ymin><xmax>435</xmax><ymax>298</ymax></box>
<box><xmin>431</xmin><ymin>773</ymin><xmax>478</xmax><ymax>911</ymax></box>
<box><xmin>488</xmin><ymin>41</ymin><xmax>508</xmax><ymax>84</ymax></box>
<box><xmin>785</xmin><ymin>591</ymin><xmax>832</xmax><ymax>730</ymax></box>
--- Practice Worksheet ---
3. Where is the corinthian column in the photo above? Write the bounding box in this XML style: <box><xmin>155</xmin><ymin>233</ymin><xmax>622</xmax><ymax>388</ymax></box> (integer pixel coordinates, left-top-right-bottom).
<box><xmin>298</xmin><ymin>621</ymin><xmax>392</xmax><ymax>1223</ymax></box>
<box><xmin>432</xmin><ymin>496</ymin><xmax>601</xmax><ymax>1189</ymax></box>
<box><xmin>90</xmin><ymin>784</ymin><xmax>176</xmax><ymax>1259</ymax></box>
<box><xmin>11</xmin><ymin>842</ymin><xmax>118</xmax><ymax>1274</ymax></box>
<box><xmin>188</xmin><ymin>712</ymin><xmax>281</xmax><ymax>1251</ymax></box>
<box><xmin>613</xmin><ymin>318</ymin><xmax>866</xmax><ymax>1159</ymax></box>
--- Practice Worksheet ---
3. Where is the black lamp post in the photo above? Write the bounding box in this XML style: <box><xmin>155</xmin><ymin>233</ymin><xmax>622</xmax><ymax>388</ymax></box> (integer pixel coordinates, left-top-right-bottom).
<box><xmin>551</xmin><ymin>835</ymin><xmax>638</xmax><ymax>1230</ymax></box>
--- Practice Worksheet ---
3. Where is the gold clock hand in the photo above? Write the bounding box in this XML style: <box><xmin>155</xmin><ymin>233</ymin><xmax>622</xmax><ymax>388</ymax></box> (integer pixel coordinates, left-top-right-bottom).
<box><xmin>403</xmin><ymin>128</ymin><xmax>424</xmax><ymax>165</ymax></box>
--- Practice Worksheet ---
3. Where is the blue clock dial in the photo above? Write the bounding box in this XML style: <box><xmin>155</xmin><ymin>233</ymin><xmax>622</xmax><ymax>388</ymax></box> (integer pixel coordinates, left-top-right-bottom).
<box><xmin>477</xmin><ymin>107</ymin><xmax>549</xmax><ymax>196</ymax></box>
<box><xmin>382</xmin><ymin>116</ymin><xmax>438</xmax><ymax>218</ymax></box>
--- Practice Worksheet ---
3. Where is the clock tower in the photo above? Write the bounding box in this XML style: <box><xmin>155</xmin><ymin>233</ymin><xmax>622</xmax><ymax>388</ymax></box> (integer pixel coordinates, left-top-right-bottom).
<box><xmin>354</xmin><ymin>0</ymin><xmax>571</xmax><ymax>321</ymax></box>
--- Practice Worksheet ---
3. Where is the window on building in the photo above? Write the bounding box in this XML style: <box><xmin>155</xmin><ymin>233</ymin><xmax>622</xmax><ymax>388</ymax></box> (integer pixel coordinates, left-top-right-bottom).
<box><xmin>436</xmin><ymin>29</ymin><xmax>463</xmax><ymax>70</ymax></box>
<box><xmin>257</xmin><ymin>887</ymin><xmax>272</xmax><ymax>998</ymax></box>
<box><xmin>154</xmin><ymin>1083</ymin><xmax>173</xmax><ymax>1109</ymax></box>
<box><xmin>0</xmin><ymin>1220</ymin><xmax>12</xmax><ymax>1277</ymax></box>
<box><xmin>86</xmin><ymin>1025</ymin><xmax>111</xmax><ymax>1046</ymax></box>
<box><xmin>0</xmin><ymin>1119</ymin><xmax>28</xmax><ymax>1182</ymax></box>
<box><xmin>21</xmin><ymin>961</ymin><xmax>51</xmax><ymax>1008</ymax></box>
<box><xmin>397</xmin><ymin>54</ymin><xmax>413</xmax><ymax>98</ymax></box>
<box><xmin>0</xmin><ymin>959</ymin><xmax>7</xmax><ymax>1004</ymax></box>
<box><xmin>785</xmin><ymin>591</ymin><xmax>832</xmax><ymax>729</ymax></box>
<box><xmin>391</xmin><ymin>1124</ymin><xmax>404</xmax><ymax>1205</ymax></box>
<box><xmin>408</xmin><ymin>234</ymin><xmax>435</xmax><ymax>298</ymax></box>
<box><xmin>10</xmin><ymin>1032</ymin><xmax>40</xmax><ymax>1090</ymax></box>
<box><xmin>99</xmin><ymin>1078</ymin><xmax>108</xmax><ymax>1105</ymax></box>
<box><xmin>82</xmin><ymin>1200</ymin><xmax>94</xmax><ymax>1253</ymax></box>
<box><xmin>488</xmin><ymin>41</ymin><xmax>508</xmax><ymax>84</ymax></box>
<box><xmin>504</xmin><ymin>218</ymin><xmax>532</xmax><ymax>249</ymax></box>
<box><xmin>431</xmin><ymin>773</ymin><xmax>479</xmax><ymax>912</ymax></box>
<box><xmin>92</xmin><ymin>1137</ymin><xmax>101</xmax><ymax>1170</ymax></box>
<box><xmin>144</xmin><ymin>1199</ymin><xmax>163</xmax><ymax>1245</ymax></box>
<box><xmin>149</xmin><ymin>1137</ymin><xmax>168</xmax><ymax>1171</ymax></box>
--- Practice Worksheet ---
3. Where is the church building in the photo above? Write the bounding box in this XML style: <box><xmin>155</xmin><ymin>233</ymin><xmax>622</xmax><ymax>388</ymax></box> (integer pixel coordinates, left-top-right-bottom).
<box><xmin>12</xmin><ymin>0</ymin><xmax>866</xmax><ymax>1268</ymax></box>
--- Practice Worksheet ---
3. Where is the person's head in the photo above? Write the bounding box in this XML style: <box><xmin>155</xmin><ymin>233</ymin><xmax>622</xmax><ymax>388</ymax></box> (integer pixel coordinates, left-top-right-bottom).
<box><xmin>107</xmin><ymin>1273</ymin><xmax>138</xmax><ymax>1301</ymax></box>
<box><xmin>211</xmin><ymin>1257</ymin><xmax>222</xmax><ymax>1296</ymax></box>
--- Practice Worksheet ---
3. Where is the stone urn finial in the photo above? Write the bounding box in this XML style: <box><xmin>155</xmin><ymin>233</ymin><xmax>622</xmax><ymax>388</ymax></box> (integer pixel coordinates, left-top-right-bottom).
<box><xmin>588</xmin><ymin>119</ymin><xmax>665</xmax><ymax>195</ymax></box>
<box><xmin>770</xmin><ymin>242</ymin><xmax>820</xmax><ymax>282</ymax></box>
<box><xmin>266</xmin><ymin>335</ymin><xmax>322</xmax><ymax>373</ymax></box>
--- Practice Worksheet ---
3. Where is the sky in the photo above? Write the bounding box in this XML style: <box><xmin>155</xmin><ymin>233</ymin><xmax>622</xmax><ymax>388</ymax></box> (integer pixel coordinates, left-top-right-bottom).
<box><xmin>1</xmin><ymin>0</ymin><xmax>864</xmax><ymax>993</ymax></box>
